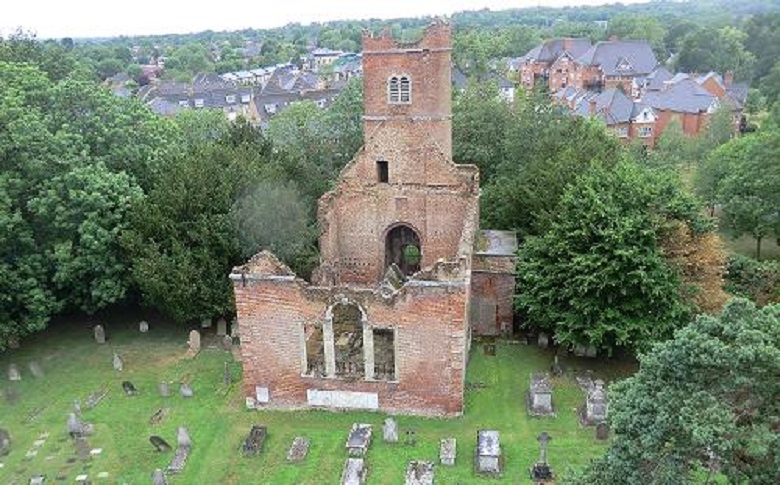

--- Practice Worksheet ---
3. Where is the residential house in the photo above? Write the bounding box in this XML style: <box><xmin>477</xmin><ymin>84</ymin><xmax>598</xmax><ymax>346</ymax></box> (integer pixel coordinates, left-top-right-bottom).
<box><xmin>516</xmin><ymin>38</ymin><xmax>592</xmax><ymax>90</ymax></box>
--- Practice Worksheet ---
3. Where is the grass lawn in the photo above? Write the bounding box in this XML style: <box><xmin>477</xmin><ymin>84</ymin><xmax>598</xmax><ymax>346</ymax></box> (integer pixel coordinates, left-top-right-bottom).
<box><xmin>0</xmin><ymin>311</ymin><xmax>635</xmax><ymax>484</ymax></box>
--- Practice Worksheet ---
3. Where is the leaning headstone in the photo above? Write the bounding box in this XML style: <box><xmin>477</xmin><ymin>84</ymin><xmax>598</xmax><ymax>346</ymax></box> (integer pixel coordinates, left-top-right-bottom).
<box><xmin>439</xmin><ymin>438</ymin><xmax>456</xmax><ymax>466</ymax></box>
<box><xmin>595</xmin><ymin>422</ymin><xmax>609</xmax><ymax>440</ymax></box>
<box><xmin>346</xmin><ymin>424</ymin><xmax>372</xmax><ymax>457</ymax></box>
<box><xmin>168</xmin><ymin>428</ymin><xmax>191</xmax><ymax>473</ymax></box>
<box><xmin>405</xmin><ymin>460</ymin><xmax>434</xmax><ymax>485</ymax></box>
<box><xmin>537</xmin><ymin>333</ymin><xmax>549</xmax><ymax>349</ymax></box>
<box><xmin>475</xmin><ymin>430</ymin><xmax>502</xmax><ymax>476</ymax></box>
<box><xmin>122</xmin><ymin>381</ymin><xmax>137</xmax><ymax>396</ymax></box>
<box><xmin>0</xmin><ymin>428</ymin><xmax>11</xmax><ymax>456</ymax></box>
<box><xmin>530</xmin><ymin>432</ymin><xmax>554</xmax><ymax>484</ymax></box>
<box><xmin>222</xmin><ymin>335</ymin><xmax>233</xmax><ymax>351</ymax></box>
<box><xmin>152</xmin><ymin>469</ymin><xmax>167</xmax><ymax>485</ymax></box>
<box><xmin>112</xmin><ymin>353</ymin><xmax>123</xmax><ymax>371</ymax></box>
<box><xmin>242</xmin><ymin>425</ymin><xmax>267</xmax><ymax>457</ymax></box>
<box><xmin>149</xmin><ymin>436</ymin><xmax>172</xmax><ymax>452</ymax></box>
<box><xmin>139</xmin><ymin>321</ymin><xmax>149</xmax><ymax>333</ymax></box>
<box><xmin>93</xmin><ymin>325</ymin><xmax>106</xmax><ymax>344</ymax></box>
<box><xmin>8</xmin><ymin>364</ymin><xmax>21</xmax><ymax>381</ymax></box>
<box><xmin>342</xmin><ymin>457</ymin><xmax>367</xmax><ymax>485</ymax></box>
<box><xmin>159</xmin><ymin>382</ymin><xmax>170</xmax><ymax>397</ymax></box>
<box><xmin>216</xmin><ymin>318</ymin><xmax>227</xmax><ymax>336</ymax></box>
<box><xmin>286</xmin><ymin>436</ymin><xmax>310</xmax><ymax>462</ymax></box>
<box><xmin>186</xmin><ymin>330</ymin><xmax>201</xmax><ymax>356</ymax></box>
<box><xmin>382</xmin><ymin>418</ymin><xmax>398</xmax><ymax>443</ymax></box>
<box><xmin>179</xmin><ymin>383</ymin><xmax>193</xmax><ymax>398</ymax></box>
<box><xmin>176</xmin><ymin>427</ymin><xmax>191</xmax><ymax>449</ymax></box>
<box><xmin>29</xmin><ymin>361</ymin><xmax>44</xmax><ymax>379</ymax></box>
<box><xmin>528</xmin><ymin>373</ymin><xmax>555</xmax><ymax>416</ymax></box>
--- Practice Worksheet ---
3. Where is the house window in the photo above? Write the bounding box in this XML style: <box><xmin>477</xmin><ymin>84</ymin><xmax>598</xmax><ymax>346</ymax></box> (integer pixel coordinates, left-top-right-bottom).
<box><xmin>614</xmin><ymin>126</ymin><xmax>628</xmax><ymax>138</ymax></box>
<box><xmin>241</xmin><ymin>94</ymin><xmax>251</xmax><ymax>103</ymax></box>
<box><xmin>178</xmin><ymin>100</ymin><xmax>189</xmax><ymax>107</ymax></box>
<box><xmin>225</xmin><ymin>94</ymin><xmax>236</xmax><ymax>104</ymax></box>
<box><xmin>388</xmin><ymin>75</ymin><xmax>411</xmax><ymax>104</ymax></box>
<box><xmin>377</xmin><ymin>161</ymin><xmax>389</xmax><ymax>183</ymax></box>
<box><xmin>194</xmin><ymin>98</ymin><xmax>204</xmax><ymax>108</ymax></box>
<box><xmin>638</xmin><ymin>126</ymin><xmax>653</xmax><ymax>138</ymax></box>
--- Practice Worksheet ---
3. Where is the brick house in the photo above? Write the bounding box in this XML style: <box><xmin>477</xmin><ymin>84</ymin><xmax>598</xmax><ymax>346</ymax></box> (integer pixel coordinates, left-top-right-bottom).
<box><xmin>231</xmin><ymin>21</ymin><xmax>514</xmax><ymax>417</ymax></box>
<box><xmin>516</xmin><ymin>38</ymin><xmax>592</xmax><ymax>90</ymax></box>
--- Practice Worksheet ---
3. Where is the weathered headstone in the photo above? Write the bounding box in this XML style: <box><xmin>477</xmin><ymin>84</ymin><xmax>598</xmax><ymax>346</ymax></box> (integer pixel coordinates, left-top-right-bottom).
<box><xmin>585</xmin><ymin>345</ymin><xmax>598</xmax><ymax>358</ymax></box>
<box><xmin>152</xmin><ymin>469</ymin><xmax>167</xmax><ymax>485</ymax></box>
<box><xmin>75</xmin><ymin>436</ymin><xmax>90</xmax><ymax>460</ymax></box>
<box><xmin>222</xmin><ymin>335</ymin><xmax>233</xmax><ymax>351</ymax></box>
<box><xmin>29</xmin><ymin>361</ymin><xmax>44</xmax><ymax>379</ymax></box>
<box><xmin>382</xmin><ymin>418</ymin><xmax>398</xmax><ymax>443</ymax></box>
<box><xmin>85</xmin><ymin>389</ymin><xmax>107</xmax><ymax>409</ymax></box>
<box><xmin>186</xmin><ymin>330</ymin><xmax>201</xmax><ymax>356</ymax></box>
<box><xmin>475</xmin><ymin>430</ymin><xmax>502</xmax><ymax>476</ymax></box>
<box><xmin>405</xmin><ymin>460</ymin><xmax>434</xmax><ymax>485</ymax></box>
<box><xmin>528</xmin><ymin>373</ymin><xmax>555</xmax><ymax>416</ymax></box>
<box><xmin>93</xmin><ymin>325</ymin><xmax>106</xmax><ymax>344</ymax></box>
<box><xmin>595</xmin><ymin>422</ymin><xmax>609</xmax><ymax>440</ymax></box>
<box><xmin>550</xmin><ymin>355</ymin><xmax>563</xmax><ymax>377</ymax></box>
<box><xmin>231</xmin><ymin>318</ymin><xmax>239</xmax><ymax>338</ymax></box>
<box><xmin>216</xmin><ymin>318</ymin><xmax>227</xmax><ymax>336</ymax></box>
<box><xmin>112</xmin><ymin>353</ymin><xmax>123</xmax><ymax>371</ymax></box>
<box><xmin>286</xmin><ymin>436</ymin><xmax>310</xmax><ymax>462</ymax></box>
<box><xmin>149</xmin><ymin>408</ymin><xmax>170</xmax><ymax>426</ymax></box>
<box><xmin>439</xmin><ymin>438</ymin><xmax>456</xmax><ymax>466</ymax></box>
<box><xmin>242</xmin><ymin>425</ymin><xmax>267</xmax><ymax>457</ymax></box>
<box><xmin>8</xmin><ymin>364</ymin><xmax>21</xmax><ymax>381</ymax></box>
<box><xmin>149</xmin><ymin>436</ymin><xmax>172</xmax><ymax>452</ymax></box>
<box><xmin>530</xmin><ymin>432</ymin><xmax>554</xmax><ymax>484</ymax></box>
<box><xmin>573</xmin><ymin>344</ymin><xmax>587</xmax><ymax>357</ymax></box>
<box><xmin>168</xmin><ymin>428</ymin><xmax>191</xmax><ymax>473</ymax></box>
<box><xmin>68</xmin><ymin>413</ymin><xmax>83</xmax><ymax>438</ymax></box>
<box><xmin>159</xmin><ymin>382</ymin><xmax>170</xmax><ymax>397</ymax></box>
<box><xmin>341</xmin><ymin>457</ymin><xmax>367</xmax><ymax>485</ymax></box>
<box><xmin>585</xmin><ymin>380</ymin><xmax>608</xmax><ymax>425</ymax></box>
<box><xmin>121</xmin><ymin>381</ymin><xmax>137</xmax><ymax>396</ymax></box>
<box><xmin>176</xmin><ymin>427</ymin><xmax>191</xmax><ymax>449</ymax></box>
<box><xmin>200</xmin><ymin>318</ymin><xmax>211</xmax><ymax>329</ymax></box>
<box><xmin>75</xmin><ymin>473</ymin><xmax>89</xmax><ymax>484</ymax></box>
<box><xmin>223</xmin><ymin>362</ymin><xmax>231</xmax><ymax>385</ymax></box>
<box><xmin>139</xmin><ymin>321</ymin><xmax>149</xmax><ymax>333</ymax></box>
<box><xmin>0</xmin><ymin>428</ymin><xmax>10</xmax><ymax>456</ymax></box>
<box><xmin>537</xmin><ymin>332</ymin><xmax>549</xmax><ymax>349</ymax></box>
<box><xmin>179</xmin><ymin>383</ymin><xmax>193</xmax><ymax>398</ymax></box>
<box><xmin>29</xmin><ymin>474</ymin><xmax>46</xmax><ymax>485</ymax></box>
<box><xmin>346</xmin><ymin>424</ymin><xmax>372</xmax><ymax>457</ymax></box>
<box><xmin>73</xmin><ymin>399</ymin><xmax>82</xmax><ymax>415</ymax></box>
<box><xmin>2</xmin><ymin>387</ymin><xmax>19</xmax><ymax>405</ymax></box>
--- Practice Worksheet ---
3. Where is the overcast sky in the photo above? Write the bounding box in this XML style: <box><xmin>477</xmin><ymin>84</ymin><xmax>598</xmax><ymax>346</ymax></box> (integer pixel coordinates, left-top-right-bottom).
<box><xmin>2</xmin><ymin>1</ymin><xmax>646</xmax><ymax>39</ymax></box>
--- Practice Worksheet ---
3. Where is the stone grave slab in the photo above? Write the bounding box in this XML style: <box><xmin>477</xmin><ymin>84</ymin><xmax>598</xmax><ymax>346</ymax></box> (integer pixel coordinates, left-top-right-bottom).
<box><xmin>186</xmin><ymin>330</ymin><xmax>201</xmax><ymax>357</ymax></box>
<box><xmin>439</xmin><ymin>438</ymin><xmax>456</xmax><ymax>466</ymax></box>
<box><xmin>242</xmin><ymin>425</ymin><xmax>267</xmax><ymax>457</ymax></box>
<box><xmin>405</xmin><ymin>460</ymin><xmax>434</xmax><ymax>485</ymax></box>
<box><xmin>0</xmin><ymin>428</ymin><xmax>10</xmax><ymax>456</ymax></box>
<box><xmin>341</xmin><ymin>457</ymin><xmax>367</xmax><ymax>485</ymax></box>
<box><xmin>475</xmin><ymin>430</ymin><xmax>502</xmax><ymax>476</ymax></box>
<box><xmin>286</xmin><ymin>436</ymin><xmax>310</xmax><ymax>462</ymax></box>
<box><xmin>528</xmin><ymin>373</ymin><xmax>555</xmax><ymax>417</ymax></box>
<box><xmin>149</xmin><ymin>408</ymin><xmax>170</xmax><ymax>426</ymax></box>
<box><xmin>167</xmin><ymin>447</ymin><xmax>189</xmax><ymax>474</ymax></box>
<box><xmin>152</xmin><ymin>469</ymin><xmax>167</xmax><ymax>485</ymax></box>
<box><xmin>158</xmin><ymin>382</ymin><xmax>170</xmax><ymax>397</ymax></box>
<box><xmin>345</xmin><ymin>424</ymin><xmax>372</xmax><ymax>457</ymax></box>
<box><xmin>85</xmin><ymin>389</ymin><xmax>107</xmax><ymax>410</ymax></box>
<box><xmin>595</xmin><ymin>422</ymin><xmax>609</xmax><ymax>440</ymax></box>
<box><xmin>216</xmin><ymin>318</ymin><xmax>227</xmax><ymax>336</ymax></box>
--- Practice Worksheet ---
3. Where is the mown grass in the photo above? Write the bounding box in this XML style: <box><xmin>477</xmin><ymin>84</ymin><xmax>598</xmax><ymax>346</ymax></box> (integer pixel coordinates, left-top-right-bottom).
<box><xmin>0</xmin><ymin>311</ymin><xmax>635</xmax><ymax>484</ymax></box>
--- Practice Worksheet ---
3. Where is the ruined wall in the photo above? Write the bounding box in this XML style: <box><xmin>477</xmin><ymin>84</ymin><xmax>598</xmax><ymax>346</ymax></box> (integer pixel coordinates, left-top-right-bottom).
<box><xmin>233</xmin><ymin>271</ymin><xmax>468</xmax><ymax>416</ymax></box>
<box><xmin>471</xmin><ymin>255</ymin><xmax>515</xmax><ymax>336</ymax></box>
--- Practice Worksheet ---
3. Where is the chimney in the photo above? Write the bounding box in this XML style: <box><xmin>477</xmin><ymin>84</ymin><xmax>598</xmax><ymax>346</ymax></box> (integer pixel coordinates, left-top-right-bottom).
<box><xmin>589</xmin><ymin>99</ymin><xmax>597</xmax><ymax>116</ymax></box>
<box><xmin>724</xmin><ymin>71</ymin><xmax>734</xmax><ymax>86</ymax></box>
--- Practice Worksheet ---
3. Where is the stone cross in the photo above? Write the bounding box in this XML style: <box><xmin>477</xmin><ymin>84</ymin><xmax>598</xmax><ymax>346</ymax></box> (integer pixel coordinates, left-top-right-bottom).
<box><xmin>93</xmin><ymin>325</ymin><xmax>106</xmax><ymax>344</ymax></box>
<box><xmin>537</xmin><ymin>432</ymin><xmax>551</xmax><ymax>465</ymax></box>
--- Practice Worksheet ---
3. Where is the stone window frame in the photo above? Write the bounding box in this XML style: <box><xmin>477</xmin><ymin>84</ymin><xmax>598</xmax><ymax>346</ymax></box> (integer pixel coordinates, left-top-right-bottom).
<box><xmin>300</xmin><ymin>298</ymin><xmax>399</xmax><ymax>383</ymax></box>
<box><xmin>388</xmin><ymin>74</ymin><xmax>412</xmax><ymax>104</ymax></box>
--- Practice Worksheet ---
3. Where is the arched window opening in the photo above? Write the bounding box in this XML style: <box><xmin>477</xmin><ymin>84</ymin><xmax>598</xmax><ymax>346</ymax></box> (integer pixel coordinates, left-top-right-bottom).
<box><xmin>385</xmin><ymin>225</ymin><xmax>421</xmax><ymax>276</ymax></box>
<box><xmin>388</xmin><ymin>75</ymin><xmax>411</xmax><ymax>104</ymax></box>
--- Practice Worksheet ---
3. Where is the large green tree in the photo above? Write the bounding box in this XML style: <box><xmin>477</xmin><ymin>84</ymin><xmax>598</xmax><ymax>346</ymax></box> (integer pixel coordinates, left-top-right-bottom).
<box><xmin>576</xmin><ymin>299</ymin><xmax>780</xmax><ymax>484</ymax></box>
<box><xmin>516</xmin><ymin>161</ymin><xmax>709</xmax><ymax>353</ymax></box>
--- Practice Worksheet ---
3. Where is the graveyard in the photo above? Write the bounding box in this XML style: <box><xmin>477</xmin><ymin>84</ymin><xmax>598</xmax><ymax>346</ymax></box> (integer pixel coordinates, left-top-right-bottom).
<box><xmin>0</xmin><ymin>311</ymin><xmax>635</xmax><ymax>484</ymax></box>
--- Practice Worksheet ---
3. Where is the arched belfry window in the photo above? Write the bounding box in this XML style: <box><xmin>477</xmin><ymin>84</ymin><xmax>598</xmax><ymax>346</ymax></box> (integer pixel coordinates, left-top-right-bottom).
<box><xmin>388</xmin><ymin>75</ymin><xmax>411</xmax><ymax>104</ymax></box>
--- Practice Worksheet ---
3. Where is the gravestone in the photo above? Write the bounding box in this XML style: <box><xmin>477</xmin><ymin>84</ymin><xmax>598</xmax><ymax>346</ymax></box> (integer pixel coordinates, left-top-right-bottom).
<box><xmin>595</xmin><ymin>422</ymin><xmax>609</xmax><ymax>440</ymax></box>
<box><xmin>286</xmin><ymin>436</ymin><xmax>310</xmax><ymax>462</ymax></box>
<box><xmin>8</xmin><ymin>364</ymin><xmax>21</xmax><ymax>381</ymax></box>
<box><xmin>573</xmin><ymin>344</ymin><xmax>587</xmax><ymax>357</ymax></box>
<box><xmin>29</xmin><ymin>361</ymin><xmax>44</xmax><ymax>379</ymax></box>
<box><xmin>75</xmin><ymin>474</ymin><xmax>89</xmax><ymax>484</ymax></box>
<box><xmin>179</xmin><ymin>383</ymin><xmax>193</xmax><ymax>398</ymax></box>
<box><xmin>200</xmin><ymin>318</ymin><xmax>211</xmax><ymax>329</ymax></box>
<box><xmin>216</xmin><ymin>318</ymin><xmax>227</xmax><ymax>336</ymax></box>
<box><xmin>439</xmin><ymin>438</ymin><xmax>456</xmax><ymax>466</ymax></box>
<box><xmin>528</xmin><ymin>373</ymin><xmax>554</xmax><ymax>416</ymax></box>
<box><xmin>231</xmin><ymin>318</ymin><xmax>239</xmax><ymax>338</ymax></box>
<box><xmin>149</xmin><ymin>436</ymin><xmax>172</xmax><ymax>452</ymax></box>
<box><xmin>176</xmin><ymin>427</ymin><xmax>191</xmax><ymax>449</ymax></box>
<box><xmin>223</xmin><ymin>362</ymin><xmax>231</xmax><ymax>385</ymax></box>
<box><xmin>346</xmin><ymin>424</ymin><xmax>372</xmax><ymax>457</ymax></box>
<box><xmin>585</xmin><ymin>345</ymin><xmax>598</xmax><ymax>358</ymax></box>
<box><xmin>187</xmin><ymin>330</ymin><xmax>201</xmax><ymax>356</ymax></box>
<box><xmin>405</xmin><ymin>460</ymin><xmax>434</xmax><ymax>485</ymax></box>
<box><xmin>222</xmin><ymin>335</ymin><xmax>233</xmax><ymax>351</ymax></box>
<box><xmin>404</xmin><ymin>429</ymin><xmax>417</xmax><ymax>446</ymax></box>
<box><xmin>0</xmin><ymin>428</ymin><xmax>10</xmax><ymax>456</ymax></box>
<box><xmin>475</xmin><ymin>430</ymin><xmax>502</xmax><ymax>476</ymax></box>
<box><xmin>85</xmin><ymin>389</ymin><xmax>107</xmax><ymax>409</ymax></box>
<box><xmin>74</xmin><ymin>437</ymin><xmax>90</xmax><ymax>460</ymax></box>
<box><xmin>537</xmin><ymin>333</ymin><xmax>549</xmax><ymax>349</ymax></box>
<box><xmin>341</xmin><ymin>458</ymin><xmax>367</xmax><ymax>485</ymax></box>
<box><xmin>550</xmin><ymin>355</ymin><xmax>563</xmax><ymax>377</ymax></box>
<box><xmin>73</xmin><ymin>399</ymin><xmax>81</xmax><ymax>415</ymax></box>
<box><xmin>152</xmin><ymin>469</ymin><xmax>167</xmax><ymax>485</ymax></box>
<box><xmin>112</xmin><ymin>353</ymin><xmax>123</xmax><ymax>371</ymax></box>
<box><xmin>121</xmin><ymin>381</ymin><xmax>137</xmax><ymax>396</ymax></box>
<box><xmin>159</xmin><ymin>382</ymin><xmax>170</xmax><ymax>397</ymax></box>
<box><xmin>529</xmin><ymin>432</ymin><xmax>554</xmax><ymax>484</ymax></box>
<box><xmin>585</xmin><ymin>380</ymin><xmax>608</xmax><ymax>425</ymax></box>
<box><xmin>149</xmin><ymin>408</ymin><xmax>170</xmax><ymax>426</ymax></box>
<box><xmin>242</xmin><ymin>425</ymin><xmax>267</xmax><ymax>457</ymax></box>
<box><xmin>93</xmin><ymin>325</ymin><xmax>106</xmax><ymax>344</ymax></box>
<box><xmin>2</xmin><ymin>387</ymin><xmax>20</xmax><ymax>405</ymax></box>
<box><xmin>139</xmin><ymin>321</ymin><xmax>149</xmax><ymax>333</ymax></box>
<box><xmin>382</xmin><ymin>418</ymin><xmax>398</xmax><ymax>443</ymax></box>
<box><xmin>67</xmin><ymin>413</ymin><xmax>83</xmax><ymax>438</ymax></box>
<box><xmin>7</xmin><ymin>336</ymin><xmax>19</xmax><ymax>349</ymax></box>
<box><xmin>29</xmin><ymin>475</ymin><xmax>46</xmax><ymax>485</ymax></box>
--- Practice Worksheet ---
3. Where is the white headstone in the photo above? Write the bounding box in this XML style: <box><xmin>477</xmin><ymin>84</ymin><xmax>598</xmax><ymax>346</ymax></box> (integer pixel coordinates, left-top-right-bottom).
<box><xmin>177</xmin><ymin>427</ymin><xmax>191</xmax><ymax>449</ymax></box>
<box><xmin>255</xmin><ymin>386</ymin><xmax>269</xmax><ymax>404</ymax></box>
<box><xmin>7</xmin><ymin>364</ymin><xmax>21</xmax><ymax>381</ymax></box>
<box><xmin>139</xmin><ymin>321</ymin><xmax>149</xmax><ymax>333</ymax></box>
<box><xmin>216</xmin><ymin>318</ymin><xmax>227</xmax><ymax>336</ymax></box>
<box><xmin>112</xmin><ymin>353</ymin><xmax>123</xmax><ymax>371</ymax></box>
<box><xmin>200</xmin><ymin>318</ymin><xmax>212</xmax><ymax>328</ymax></box>
<box><xmin>93</xmin><ymin>325</ymin><xmax>106</xmax><ymax>344</ymax></box>
<box><xmin>187</xmin><ymin>330</ymin><xmax>201</xmax><ymax>354</ymax></box>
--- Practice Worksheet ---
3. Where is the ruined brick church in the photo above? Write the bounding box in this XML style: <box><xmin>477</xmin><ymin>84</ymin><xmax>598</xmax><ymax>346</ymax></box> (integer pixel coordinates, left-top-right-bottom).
<box><xmin>231</xmin><ymin>21</ymin><xmax>515</xmax><ymax>416</ymax></box>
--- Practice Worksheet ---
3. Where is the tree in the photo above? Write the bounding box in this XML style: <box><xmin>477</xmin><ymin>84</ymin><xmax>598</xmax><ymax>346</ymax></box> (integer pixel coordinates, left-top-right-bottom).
<box><xmin>516</xmin><ymin>161</ymin><xmax>710</xmax><ymax>354</ymax></box>
<box><xmin>676</xmin><ymin>26</ymin><xmax>755</xmax><ymax>81</ymax></box>
<box><xmin>576</xmin><ymin>299</ymin><xmax>780</xmax><ymax>484</ymax></box>
<box><xmin>715</xmin><ymin>131</ymin><xmax>780</xmax><ymax>259</ymax></box>
<box><xmin>607</xmin><ymin>14</ymin><xmax>668</xmax><ymax>60</ymax></box>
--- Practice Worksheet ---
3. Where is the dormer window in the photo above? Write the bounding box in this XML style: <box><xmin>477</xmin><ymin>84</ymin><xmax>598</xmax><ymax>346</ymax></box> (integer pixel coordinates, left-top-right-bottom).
<box><xmin>194</xmin><ymin>98</ymin><xmax>205</xmax><ymax>108</ymax></box>
<box><xmin>225</xmin><ymin>94</ymin><xmax>236</xmax><ymax>104</ymax></box>
<box><xmin>388</xmin><ymin>75</ymin><xmax>411</xmax><ymax>104</ymax></box>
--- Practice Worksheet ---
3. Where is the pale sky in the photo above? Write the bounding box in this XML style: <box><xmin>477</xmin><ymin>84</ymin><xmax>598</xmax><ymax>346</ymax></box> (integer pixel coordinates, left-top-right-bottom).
<box><xmin>2</xmin><ymin>1</ymin><xmax>646</xmax><ymax>39</ymax></box>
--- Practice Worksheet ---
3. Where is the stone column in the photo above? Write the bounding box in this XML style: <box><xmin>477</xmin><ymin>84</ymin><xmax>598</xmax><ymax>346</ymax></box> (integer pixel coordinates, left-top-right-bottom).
<box><xmin>363</xmin><ymin>323</ymin><xmax>374</xmax><ymax>380</ymax></box>
<box><xmin>323</xmin><ymin>317</ymin><xmax>336</xmax><ymax>377</ymax></box>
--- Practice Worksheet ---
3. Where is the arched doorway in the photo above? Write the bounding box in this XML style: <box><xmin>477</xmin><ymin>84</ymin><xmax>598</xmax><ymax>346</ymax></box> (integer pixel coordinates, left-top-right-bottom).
<box><xmin>385</xmin><ymin>225</ymin><xmax>421</xmax><ymax>276</ymax></box>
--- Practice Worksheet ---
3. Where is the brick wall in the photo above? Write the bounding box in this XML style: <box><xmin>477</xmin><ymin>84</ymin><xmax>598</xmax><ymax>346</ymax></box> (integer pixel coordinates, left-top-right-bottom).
<box><xmin>471</xmin><ymin>255</ymin><xmax>515</xmax><ymax>336</ymax></box>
